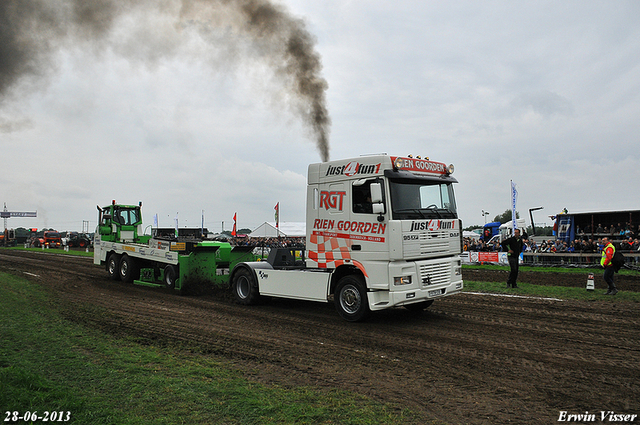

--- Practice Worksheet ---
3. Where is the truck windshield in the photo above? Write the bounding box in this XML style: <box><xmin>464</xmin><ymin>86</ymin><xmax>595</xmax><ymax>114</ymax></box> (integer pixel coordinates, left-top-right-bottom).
<box><xmin>114</xmin><ymin>207</ymin><xmax>141</xmax><ymax>226</ymax></box>
<box><xmin>389</xmin><ymin>180</ymin><xmax>457</xmax><ymax>220</ymax></box>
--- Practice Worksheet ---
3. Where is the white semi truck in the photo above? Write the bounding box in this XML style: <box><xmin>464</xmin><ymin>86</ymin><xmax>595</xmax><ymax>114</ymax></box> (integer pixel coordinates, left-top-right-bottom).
<box><xmin>94</xmin><ymin>154</ymin><xmax>463</xmax><ymax>321</ymax></box>
<box><xmin>232</xmin><ymin>154</ymin><xmax>463</xmax><ymax>321</ymax></box>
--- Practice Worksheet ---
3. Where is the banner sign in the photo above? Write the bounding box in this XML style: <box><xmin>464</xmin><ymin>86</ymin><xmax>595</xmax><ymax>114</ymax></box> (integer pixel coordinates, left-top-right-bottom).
<box><xmin>511</xmin><ymin>180</ymin><xmax>518</xmax><ymax>230</ymax></box>
<box><xmin>0</xmin><ymin>211</ymin><xmax>37</xmax><ymax>218</ymax></box>
<box><xmin>464</xmin><ymin>251</ymin><xmax>521</xmax><ymax>265</ymax></box>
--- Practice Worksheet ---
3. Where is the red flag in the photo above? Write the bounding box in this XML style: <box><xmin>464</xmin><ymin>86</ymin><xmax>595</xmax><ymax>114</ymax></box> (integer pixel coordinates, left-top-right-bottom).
<box><xmin>274</xmin><ymin>202</ymin><xmax>279</xmax><ymax>228</ymax></box>
<box><xmin>232</xmin><ymin>213</ymin><xmax>237</xmax><ymax>237</ymax></box>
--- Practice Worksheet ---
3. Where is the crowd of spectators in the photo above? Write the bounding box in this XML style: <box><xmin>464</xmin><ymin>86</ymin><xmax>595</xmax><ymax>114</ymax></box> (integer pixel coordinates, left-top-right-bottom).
<box><xmin>464</xmin><ymin>236</ymin><xmax>640</xmax><ymax>254</ymax></box>
<box><xmin>577</xmin><ymin>222</ymin><xmax>640</xmax><ymax>239</ymax></box>
<box><xmin>464</xmin><ymin>221</ymin><xmax>640</xmax><ymax>254</ymax></box>
<box><xmin>229</xmin><ymin>236</ymin><xmax>305</xmax><ymax>249</ymax></box>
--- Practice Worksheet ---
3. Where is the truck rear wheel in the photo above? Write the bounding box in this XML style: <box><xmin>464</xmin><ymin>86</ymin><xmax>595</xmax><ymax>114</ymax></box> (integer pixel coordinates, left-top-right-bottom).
<box><xmin>164</xmin><ymin>265</ymin><xmax>177</xmax><ymax>289</ymax></box>
<box><xmin>119</xmin><ymin>254</ymin><xmax>139</xmax><ymax>283</ymax></box>
<box><xmin>232</xmin><ymin>267</ymin><xmax>260</xmax><ymax>305</ymax></box>
<box><xmin>335</xmin><ymin>275</ymin><xmax>370</xmax><ymax>322</ymax></box>
<box><xmin>107</xmin><ymin>254</ymin><xmax>120</xmax><ymax>280</ymax></box>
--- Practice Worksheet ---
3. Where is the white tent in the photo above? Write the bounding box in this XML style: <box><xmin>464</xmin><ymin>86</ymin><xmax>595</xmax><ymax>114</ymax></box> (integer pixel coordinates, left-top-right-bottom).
<box><xmin>251</xmin><ymin>222</ymin><xmax>306</xmax><ymax>237</ymax></box>
<box><xmin>463</xmin><ymin>230</ymin><xmax>480</xmax><ymax>238</ymax></box>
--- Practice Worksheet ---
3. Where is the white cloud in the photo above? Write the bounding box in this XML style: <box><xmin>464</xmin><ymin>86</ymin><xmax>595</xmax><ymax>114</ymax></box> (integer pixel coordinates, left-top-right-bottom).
<box><xmin>1</xmin><ymin>0</ymin><xmax>639</xmax><ymax>233</ymax></box>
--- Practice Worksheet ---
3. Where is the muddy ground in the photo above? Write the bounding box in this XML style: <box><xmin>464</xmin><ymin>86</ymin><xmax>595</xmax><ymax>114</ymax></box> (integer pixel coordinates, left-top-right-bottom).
<box><xmin>1</xmin><ymin>250</ymin><xmax>639</xmax><ymax>424</ymax></box>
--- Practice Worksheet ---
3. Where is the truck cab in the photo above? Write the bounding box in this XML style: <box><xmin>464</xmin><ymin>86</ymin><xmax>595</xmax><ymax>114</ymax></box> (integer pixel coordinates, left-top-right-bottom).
<box><xmin>307</xmin><ymin>155</ymin><xmax>463</xmax><ymax>315</ymax></box>
<box><xmin>486</xmin><ymin>219</ymin><xmax>527</xmax><ymax>245</ymax></box>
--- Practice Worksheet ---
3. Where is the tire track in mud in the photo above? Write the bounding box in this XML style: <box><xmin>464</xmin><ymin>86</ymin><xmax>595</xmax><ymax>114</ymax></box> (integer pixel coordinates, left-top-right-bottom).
<box><xmin>1</xmin><ymin>249</ymin><xmax>639</xmax><ymax>424</ymax></box>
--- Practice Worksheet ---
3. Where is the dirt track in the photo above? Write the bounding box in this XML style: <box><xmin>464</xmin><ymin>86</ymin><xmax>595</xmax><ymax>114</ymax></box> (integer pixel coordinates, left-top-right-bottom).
<box><xmin>2</xmin><ymin>249</ymin><xmax>639</xmax><ymax>424</ymax></box>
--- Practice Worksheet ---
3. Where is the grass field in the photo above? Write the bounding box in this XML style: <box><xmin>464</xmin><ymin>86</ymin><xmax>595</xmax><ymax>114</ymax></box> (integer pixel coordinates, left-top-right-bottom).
<box><xmin>0</xmin><ymin>271</ymin><xmax>420</xmax><ymax>425</ymax></box>
<box><xmin>462</xmin><ymin>264</ymin><xmax>640</xmax><ymax>302</ymax></box>
<box><xmin>462</xmin><ymin>280</ymin><xmax>640</xmax><ymax>302</ymax></box>
<box><xmin>2</xmin><ymin>246</ymin><xmax>94</xmax><ymax>257</ymax></box>
<box><xmin>464</xmin><ymin>263</ymin><xmax>639</xmax><ymax>275</ymax></box>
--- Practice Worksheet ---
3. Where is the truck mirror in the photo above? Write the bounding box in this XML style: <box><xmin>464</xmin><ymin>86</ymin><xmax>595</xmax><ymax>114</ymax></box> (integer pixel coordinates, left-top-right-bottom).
<box><xmin>370</xmin><ymin>183</ymin><xmax>383</xmax><ymax>203</ymax></box>
<box><xmin>372</xmin><ymin>203</ymin><xmax>385</xmax><ymax>214</ymax></box>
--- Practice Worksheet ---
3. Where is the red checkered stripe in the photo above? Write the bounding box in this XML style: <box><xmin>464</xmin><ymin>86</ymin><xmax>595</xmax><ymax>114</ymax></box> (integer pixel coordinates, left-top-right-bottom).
<box><xmin>308</xmin><ymin>232</ymin><xmax>368</xmax><ymax>277</ymax></box>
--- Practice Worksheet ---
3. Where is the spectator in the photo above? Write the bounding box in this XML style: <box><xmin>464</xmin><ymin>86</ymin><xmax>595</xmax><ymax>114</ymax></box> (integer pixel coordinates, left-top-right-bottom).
<box><xmin>600</xmin><ymin>237</ymin><xmax>618</xmax><ymax>295</ymax></box>
<box><xmin>502</xmin><ymin>228</ymin><xmax>528</xmax><ymax>289</ymax></box>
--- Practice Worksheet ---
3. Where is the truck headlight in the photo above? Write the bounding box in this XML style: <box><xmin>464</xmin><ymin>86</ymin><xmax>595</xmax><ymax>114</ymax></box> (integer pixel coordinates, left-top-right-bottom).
<box><xmin>454</xmin><ymin>259</ymin><xmax>462</xmax><ymax>275</ymax></box>
<box><xmin>393</xmin><ymin>276</ymin><xmax>412</xmax><ymax>286</ymax></box>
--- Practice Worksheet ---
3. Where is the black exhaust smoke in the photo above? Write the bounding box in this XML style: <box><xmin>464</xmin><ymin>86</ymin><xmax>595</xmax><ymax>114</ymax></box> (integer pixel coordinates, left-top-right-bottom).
<box><xmin>0</xmin><ymin>0</ymin><xmax>330</xmax><ymax>161</ymax></box>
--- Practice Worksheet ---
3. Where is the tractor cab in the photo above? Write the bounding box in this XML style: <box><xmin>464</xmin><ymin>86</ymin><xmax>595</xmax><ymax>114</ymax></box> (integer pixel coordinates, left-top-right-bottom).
<box><xmin>97</xmin><ymin>201</ymin><xmax>149</xmax><ymax>244</ymax></box>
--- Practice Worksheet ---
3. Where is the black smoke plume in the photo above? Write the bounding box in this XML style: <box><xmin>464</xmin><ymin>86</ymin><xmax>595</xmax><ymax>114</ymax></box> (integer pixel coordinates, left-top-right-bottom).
<box><xmin>0</xmin><ymin>0</ymin><xmax>330</xmax><ymax>161</ymax></box>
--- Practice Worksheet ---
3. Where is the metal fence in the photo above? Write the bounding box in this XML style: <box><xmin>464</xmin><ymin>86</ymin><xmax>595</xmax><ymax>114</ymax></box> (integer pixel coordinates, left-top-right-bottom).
<box><xmin>523</xmin><ymin>252</ymin><xmax>640</xmax><ymax>267</ymax></box>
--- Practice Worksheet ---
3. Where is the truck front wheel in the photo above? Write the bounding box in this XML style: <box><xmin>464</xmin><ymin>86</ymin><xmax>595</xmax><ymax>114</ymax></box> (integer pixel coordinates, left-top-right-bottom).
<box><xmin>335</xmin><ymin>275</ymin><xmax>370</xmax><ymax>322</ymax></box>
<box><xmin>107</xmin><ymin>254</ymin><xmax>120</xmax><ymax>280</ymax></box>
<box><xmin>232</xmin><ymin>267</ymin><xmax>260</xmax><ymax>305</ymax></box>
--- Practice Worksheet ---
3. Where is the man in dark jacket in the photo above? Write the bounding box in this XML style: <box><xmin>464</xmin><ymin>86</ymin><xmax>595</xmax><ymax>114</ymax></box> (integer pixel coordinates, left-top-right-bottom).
<box><xmin>502</xmin><ymin>228</ymin><xmax>528</xmax><ymax>288</ymax></box>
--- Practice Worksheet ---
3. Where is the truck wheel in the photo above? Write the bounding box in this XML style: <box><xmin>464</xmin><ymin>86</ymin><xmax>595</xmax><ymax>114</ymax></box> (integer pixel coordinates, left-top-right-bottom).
<box><xmin>164</xmin><ymin>265</ymin><xmax>177</xmax><ymax>289</ymax></box>
<box><xmin>119</xmin><ymin>254</ymin><xmax>139</xmax><ymax>283</ymax></box>
<box><xmin>232</xmin><ymin>267</ymin><xmax>260</xmax><ymax>305</ymax></box>
<box><xmin>404</xmin><ymin>300</ymin><xmax>434</xmax><ymax>312</ymax></box>
<box><xmin>335</xmin><ymin>275</ymin><xmax>370</xmax><ymax>322</ymax></box>
<box><xmin>107</xmin><ymin>254</ymin><xmax>120</xmax><ymax>280</ymax></box>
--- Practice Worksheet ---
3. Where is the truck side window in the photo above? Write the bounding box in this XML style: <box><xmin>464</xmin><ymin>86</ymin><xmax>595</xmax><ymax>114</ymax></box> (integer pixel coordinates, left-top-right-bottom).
<box><xmin>352</xmin><ymin>182</ymin><xmax>373</xmax><ymax>214</ymax></box>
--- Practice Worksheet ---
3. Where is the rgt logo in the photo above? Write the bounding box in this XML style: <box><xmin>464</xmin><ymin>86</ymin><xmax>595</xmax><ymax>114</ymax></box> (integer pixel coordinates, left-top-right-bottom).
<box><xmin>320</xmin><ymin>190</ymin><xmax>346</xmax><ymax>211</ymax></box>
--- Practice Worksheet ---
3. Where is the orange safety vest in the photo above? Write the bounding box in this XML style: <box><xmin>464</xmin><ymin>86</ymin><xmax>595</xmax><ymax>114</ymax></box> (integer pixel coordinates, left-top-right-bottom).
<box><xmin>601</xmin><ymin>243</ymin><xmax>615</xmax><ymax>267</ymax></box>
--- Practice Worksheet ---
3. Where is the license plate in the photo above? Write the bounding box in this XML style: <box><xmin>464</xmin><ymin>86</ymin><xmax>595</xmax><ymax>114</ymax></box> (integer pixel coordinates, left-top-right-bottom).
<box><xmin>428</xmin><ymin>289</ymin><xmax>444</xmax><ymax>297</ymax></box>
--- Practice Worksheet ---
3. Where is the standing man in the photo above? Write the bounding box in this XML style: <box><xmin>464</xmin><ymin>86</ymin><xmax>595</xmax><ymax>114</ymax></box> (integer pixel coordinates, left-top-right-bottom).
<box><xmin>502</xmin><ymin>228</ymin><xmax>528</xmax><ymax>288</ymax></box>
<box><xmin>601</xmin><ymin>237</ymin><xmax>618</xmax><ymax>295</ymax></box>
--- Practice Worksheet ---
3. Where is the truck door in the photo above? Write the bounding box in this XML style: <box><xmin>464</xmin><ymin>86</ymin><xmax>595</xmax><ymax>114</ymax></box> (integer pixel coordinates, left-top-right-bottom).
<box><xmin>350</xmin><ymin>178</ymin><xmax>388</xmax><ymax>256</ymax></box>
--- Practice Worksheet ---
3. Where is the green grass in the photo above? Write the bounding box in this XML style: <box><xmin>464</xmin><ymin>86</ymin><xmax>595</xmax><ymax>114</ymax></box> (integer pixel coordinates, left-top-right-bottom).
<box><xmin>0</xmin><ymin>272</ymin><xmax>422</xmax><ymax>424</ymax></box>
<box><xmin>464</xmin><ymin>263</ymin><xmax>640</xmax><ymax>277</ymax></box>
<box><xmin>462</xmin><ymin>263</ymin><xmax>640</xmax><ymax>301</ymax></box>
<box><xmin>463</xmin><ymin>279</ymin><xmax>640</xmax><ymax>302</ymax></box>
<box><xmin>1</xmin><ymin>246</ymin><xmax>93</xmax><ymax>257</ymax></box>
<box><xmin>463</xmin><ymin>263</ymin><xmax>605</xmax><ymax>274</ymax></box>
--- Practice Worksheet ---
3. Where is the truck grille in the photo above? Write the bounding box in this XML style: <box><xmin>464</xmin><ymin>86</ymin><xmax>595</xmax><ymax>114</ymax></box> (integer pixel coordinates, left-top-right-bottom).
<box><xmin>419</xmin><ymin>262</ymin><xmax>451</xmax><ymax>287</ymax></box>
<box><xmin>403</xmin><ymin>230</ymin><xmax>453</xmax><ymax>257</ymax></box>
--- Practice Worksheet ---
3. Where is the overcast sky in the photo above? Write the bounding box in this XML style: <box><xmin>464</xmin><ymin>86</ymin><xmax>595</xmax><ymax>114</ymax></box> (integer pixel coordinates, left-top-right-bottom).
<box><xmin>1</xmin><ymin>0</ymin><xmax>639</xmax><ymax>234</ymax></box>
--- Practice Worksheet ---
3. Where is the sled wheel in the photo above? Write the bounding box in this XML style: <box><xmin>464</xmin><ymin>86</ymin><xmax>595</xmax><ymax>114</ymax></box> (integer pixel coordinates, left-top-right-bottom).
<box><xmin>164</xmin><ymin>265</ymin><xmax>178</xmax><ymax>289</ymax></box>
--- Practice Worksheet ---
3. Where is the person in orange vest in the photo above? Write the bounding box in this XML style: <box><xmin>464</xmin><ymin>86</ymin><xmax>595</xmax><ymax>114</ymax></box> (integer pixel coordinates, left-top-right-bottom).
<box><xmin>601</xmin><ymin>237</ymin><xmax>618</xmax><ymax>295</ymax></box>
